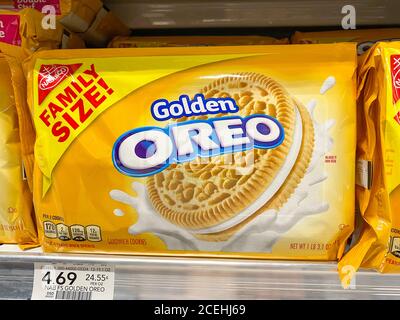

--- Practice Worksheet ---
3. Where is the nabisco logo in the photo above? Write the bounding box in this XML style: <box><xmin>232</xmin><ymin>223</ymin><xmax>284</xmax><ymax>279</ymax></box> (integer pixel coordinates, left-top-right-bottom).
<box><xmin>39</xmin><ymin>65</ymin><xmax>69</xmax><ymax>90</ymax></box>
<box><xmin>391</xmin><ymin>55</ymin><xmax>400</xmax><ymax>125</ymax></box>
<box><xmin>393</xmin><ymin>57</ymin><xmax>400</xmax><ymax>88</ymax></box>
<box><xmin>38</xmin><ymin>63</ymin><xmax>82</xmax><ymax>105</ymax></box>
<box><xmin>391</xmin><ymin>55</ymin><xmax>400</xmax><ymax>104</ymax></box>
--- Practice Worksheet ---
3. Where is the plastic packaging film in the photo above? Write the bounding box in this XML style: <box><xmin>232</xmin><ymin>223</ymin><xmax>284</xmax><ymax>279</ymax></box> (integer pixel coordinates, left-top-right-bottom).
<box><xmin>339</xmin><ymin>42</ymin><xmax>400</xmax><ymax>286</ymax></box>
<box><xmin>0</xmin><ymin>43</ymin><xmax>37</xmax><ymax>248</ymax></box>
<box><xmin>0</xmin><ymin>6</ymin><xmax>86</xmax><ymax>248</ymax></box>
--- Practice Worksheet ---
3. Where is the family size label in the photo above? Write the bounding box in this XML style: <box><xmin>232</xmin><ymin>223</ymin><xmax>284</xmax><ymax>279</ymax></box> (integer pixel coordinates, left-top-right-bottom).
<box><xmin>31</xmin><ymin>262</ymin><xmax>115</xmax><ymax>300</ymax></box>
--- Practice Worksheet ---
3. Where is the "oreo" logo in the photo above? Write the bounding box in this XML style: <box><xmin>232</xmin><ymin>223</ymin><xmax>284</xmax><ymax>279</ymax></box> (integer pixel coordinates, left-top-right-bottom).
<box><xmin>113</xmin><ymin>115</ymin><xmax>285</xmax><ymax>177</ymax></box>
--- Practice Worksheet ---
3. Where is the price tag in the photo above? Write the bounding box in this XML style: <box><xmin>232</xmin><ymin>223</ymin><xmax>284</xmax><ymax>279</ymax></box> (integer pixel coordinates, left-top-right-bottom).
<box><xmin>31</xmin><ymin>262</ymin><xmax>115</xmax><ymax>300</ymax></box>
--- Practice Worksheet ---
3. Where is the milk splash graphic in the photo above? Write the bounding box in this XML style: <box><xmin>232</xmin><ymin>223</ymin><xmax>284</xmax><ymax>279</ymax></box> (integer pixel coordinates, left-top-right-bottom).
<box><xmin>110</xmin><ymin>77</ymin><xmax>336</xmax><ymax>252</ymax></box>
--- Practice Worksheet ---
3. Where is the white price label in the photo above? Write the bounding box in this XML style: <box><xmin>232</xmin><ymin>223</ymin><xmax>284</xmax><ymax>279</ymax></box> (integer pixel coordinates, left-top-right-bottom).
<box><xmin>31</xmin><ymin>262</ymin><xmax>115</xmax><ymax>300</ymax></box>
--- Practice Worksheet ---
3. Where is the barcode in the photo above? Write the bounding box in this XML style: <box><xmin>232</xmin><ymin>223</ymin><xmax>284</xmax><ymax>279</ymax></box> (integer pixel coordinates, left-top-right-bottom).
<box><xmin>55</xmin><ymin>290</ymin><xmax>93</xmax><ymax>300</ymax></box>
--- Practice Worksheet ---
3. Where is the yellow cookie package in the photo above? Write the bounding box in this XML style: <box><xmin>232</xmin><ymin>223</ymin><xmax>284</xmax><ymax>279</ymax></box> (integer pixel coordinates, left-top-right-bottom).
<box><xmin>11</xmin><ymin>0</ymin><xmax>129</xmax><ymax>46</ymax></box>
<box><xmin>0</xmin><ymin>44</ymin><xmax>37</xmax><ymax>247</ymax></box>
<box><xmin>0</xmin><ymin>6</ymin><xmax>86</xmax><ymax>248</ymax></box>
<box><xmin>7</xmin><ymin>0</ymin><xmax>103</xmax><ymax>32</ymax></box>
<box><xmin>0</xmin><ymin>8</ymin><xmax>85</xmax><ymax>53</ymax></box>
<box><xmin>22</xmin><ymin>44</ymin><xmax>357</xmax><ymax>259</ymax></box>
<box><xmin>82</xmin><ymin>6</ymin><xmax>130</xmax><ymax>48</ymax></box>
<box><xmin>108</xmin><ymin>35</ymin><xmax>288</xmax><ymax>48</ymax></box>
<box><xmin>339</xmin><ymin>42</ymin><xmax>400</xmax><ymax>281</ymax></box>
<box><xmin>58</xmin><ymin>0</ymin><xmax>103</xmax><ymax>33</ymax></box>
<box><xmin>291</xmin><ymin>28</ymin><xmax>400</xmax><ymax>55</ymax></box>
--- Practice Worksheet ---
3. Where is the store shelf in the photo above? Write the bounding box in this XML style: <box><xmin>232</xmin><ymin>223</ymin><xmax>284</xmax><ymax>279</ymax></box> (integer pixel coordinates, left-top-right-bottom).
<box><xmin>0</xmin><ymin>0</ymin><xmax>399</xmax><ymax>302</ymax></box>
<box><xmin>0</xmin><ymin>246</ymin><xmax>399</xmax><ymax>300</ymax></box>
<box><xmin>105</xmin><ymin>0</ymin><xmax>400</xmax><ymax>30</ymax></box>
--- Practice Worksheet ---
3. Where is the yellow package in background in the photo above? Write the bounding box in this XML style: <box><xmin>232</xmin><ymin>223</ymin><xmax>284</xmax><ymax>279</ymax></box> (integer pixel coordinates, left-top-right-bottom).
<box><xmin>291</xmin><ymin>29</ymin><xmax>400</xmax><ymax>55</ymax></box>
<box><xmin>9</xmin><ymin>0</ymin><xmax>128</xmax><ymax>48</ymax></box>
<box><xmin>339</xmin><ymin>42</ymin><xmax>400</xmax><ymax>283</ymax></box>
<box><xmin>12</xmin><ymin>0</ymin><xmax>102</xmax><ymax>33</ymax></box>
<box><xmin>0</xmin><ymin>8</ymin><xmax>83</xmax><ymax>200</ymax></box>
<box><xmin>20</xmin><ymin>8</ymin><xmax>62</xmax><ymax>51</ymax></box>
<box><xmin>0</xmin><ymin>43</ymin><xmax>37</xmax><ymax>247</ymax></box>
<box><xmin>108</xmin><ymin>35</ymin><xmax>289</xmax><ymax>48</ymax></box>
<box><xmin>59</xmin><ymin>0</ymin><xmax>103</xmax><ymax>33</ymax></box>
<box><xmin>0</xmin><ymin>8</ymin><xmax>85</xmax><ymax>53</ymax></box>
<box><xmin>82</xmin><ymin>7</ymin><xmax>130</xmax><ymax>47</ymax></box>
<box><xmin>60</xmin><ymin>28</ymin><xmax>86</xmax><ymax>49</ymax></box>
<box><xmin>25</xmin><ymin>44</ymin><xmax>356</xmax><ymax>258</ymax></box>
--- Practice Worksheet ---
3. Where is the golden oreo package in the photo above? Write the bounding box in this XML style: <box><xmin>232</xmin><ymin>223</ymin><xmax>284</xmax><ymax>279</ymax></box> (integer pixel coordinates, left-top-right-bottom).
<box><xmin>0</xmin><ymin>44</ymin><xmax>37</xmax><ymax>247</ymax></box>
<box><xmin>25</xmin><ymin>44</ymin><xmax>356</xmax><ymax>258</ymax></box>
<box><xmin>339</xmin><ymin>42</ymin><xmax>400</xmax><ymax>281</ymax></box>
<box><xmin>291</xmin><ymin>29</ymin><xmax>400</xmax><ymax>55</ymax></box>
<box><xmin>108</xmin><ymin>35</ymin><xmax>289</xmax><ymax>48</ymax></box>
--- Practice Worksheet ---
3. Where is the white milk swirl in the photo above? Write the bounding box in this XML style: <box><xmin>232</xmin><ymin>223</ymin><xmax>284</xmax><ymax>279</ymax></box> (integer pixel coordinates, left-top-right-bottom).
<box><xmin>110</xmin><ymin>77</ymin><xmax>336</xmax><ymax>252</ymax></box>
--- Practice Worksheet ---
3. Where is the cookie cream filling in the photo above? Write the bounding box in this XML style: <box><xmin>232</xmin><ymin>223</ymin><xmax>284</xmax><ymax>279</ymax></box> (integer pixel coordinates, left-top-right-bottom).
<box><xmin>192</xmin><ymin>105</ymin><xmax>304</xmax><ymax>235</ymax></box>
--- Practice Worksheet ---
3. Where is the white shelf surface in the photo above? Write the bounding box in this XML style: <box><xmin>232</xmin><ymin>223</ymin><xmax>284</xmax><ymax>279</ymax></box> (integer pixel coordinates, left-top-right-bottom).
<box><xmin>105</xmin><ymin>0</ymin><xmax>400</xmax><ymax>29</ymax></box>
<box><xmin>0</xmin><ymin>245</ymin><xmax>400</xmax><ymax>300</ymax></box>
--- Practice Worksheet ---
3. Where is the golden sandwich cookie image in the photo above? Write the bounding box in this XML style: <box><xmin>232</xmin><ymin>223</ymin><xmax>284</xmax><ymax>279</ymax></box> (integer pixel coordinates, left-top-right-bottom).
<box><xmin>146</xmin><ymin>73</ymin><xmax>314</xmax><ymax>242</ymax></box>
<box><xmin>110</xmin><ymin>66</ymin><xmax>347</xmax><ymax>254</ymax></box>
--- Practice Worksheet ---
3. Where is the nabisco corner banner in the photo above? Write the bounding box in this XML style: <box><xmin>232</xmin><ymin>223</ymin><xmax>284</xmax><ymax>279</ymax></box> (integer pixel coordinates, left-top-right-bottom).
<box><xmin>24</xmin><ymin>45</ymin><xmax>356</xmax><ymax>259</ymax></box>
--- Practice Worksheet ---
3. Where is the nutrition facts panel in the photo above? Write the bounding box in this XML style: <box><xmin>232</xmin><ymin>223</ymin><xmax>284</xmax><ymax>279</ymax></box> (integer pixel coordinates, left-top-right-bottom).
<box><xmin>44</xmin><ymin>222</ymin><xmax>102</xmax><ymax>242</ymax></box>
